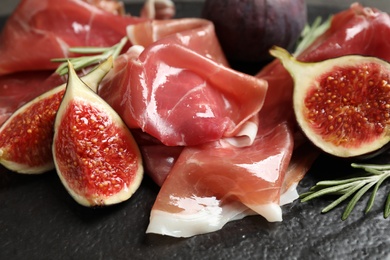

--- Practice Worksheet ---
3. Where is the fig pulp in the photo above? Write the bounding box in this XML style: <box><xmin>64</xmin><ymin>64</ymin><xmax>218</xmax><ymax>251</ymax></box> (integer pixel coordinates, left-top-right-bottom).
<box><xmin>270</xmin><ymin>46</ymin><xmax>390</xmax><ymax>158</ymax></box>
<box><xmin>52</xmin><ymin>62</ymin><xmax>143</xmax><ymax>206</ymax></box>
<box><xmin>0</xmin><ymin>59</ymin><xmax>113</xmax><ymax>174</ymax></box>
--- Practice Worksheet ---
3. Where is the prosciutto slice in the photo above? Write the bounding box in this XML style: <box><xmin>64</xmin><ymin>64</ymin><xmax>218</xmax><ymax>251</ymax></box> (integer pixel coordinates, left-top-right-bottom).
<box><xmin>140</xmin><ymin>0</ymin><xmax>176</xmax><ymax>20</ymax></box>
<box><xmin>0</xmin><ymin>0</ymin><xmax>179</xmax><ymax>125</ymax></box>
<box><xmin>297</xmin><ymin>3</ymin><xmax>390</xmax><ymax>62</ymax></box>
<box><xmin>99</xmin><ymin>18</ymin><xmax>268</xmax><ymax>146</ymax></box>
<box><xmin>146</xmin><ymin>3</ymin><xmax>390</xmax><ymax>237</ymax></box>
<box><xmin>0</xmin><ymin>0</ymin><xmax>145</xmax><ymax>75</ymax></box>
<box><xmin>127</xmin><ymin>18</ymin><xmax>229</xmax><ymax>65</ymax></box>
<box><xmin>146</xmin><ymin>122</ymin><xmax>293</xmax><ymax>237</ymax></box>
<box><xmin>0</xmin><ymin>72</ymin><xmax>66</xmax><ymax>126</ymax></box>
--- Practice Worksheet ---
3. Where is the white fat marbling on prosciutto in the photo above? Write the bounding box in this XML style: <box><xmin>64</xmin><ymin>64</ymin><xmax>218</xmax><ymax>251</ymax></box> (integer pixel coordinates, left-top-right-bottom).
<box><xmin>223</xmin><ymin>119</ymin><xmax>258</xmax><ymax>147</ymax></box>
<box><xmin>279</xmin><ymin>183</ymin><xmax>299</xmax><ymax>206</ymax></box>
<box><xmin>146</xmin><ymin>201</ymin><xmax>255</xmax><ymax>238</ymax></box>
<box><xmin>146</xmin><ymin>186</ymin><xmax>301</xmax><ymax>238</ymax></box>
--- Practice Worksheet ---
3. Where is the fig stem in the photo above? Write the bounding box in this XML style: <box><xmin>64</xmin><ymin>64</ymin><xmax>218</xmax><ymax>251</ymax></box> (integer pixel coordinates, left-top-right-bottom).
<box><xmin>269</xmin><ymin>47</ymin><xmax>306</xmax><ymax>77</ymax></box>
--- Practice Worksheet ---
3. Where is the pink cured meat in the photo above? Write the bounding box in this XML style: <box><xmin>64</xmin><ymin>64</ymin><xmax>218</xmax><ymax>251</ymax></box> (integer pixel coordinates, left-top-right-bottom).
<box><xmin>254</xmin><ymin>3</ymin><xmax>390</xmax><ymax>196</ymax></box>
<box><xmin>257</xmin><ymin>3</ymin><xmax>390</xmax><ymax>121</ymax></box>
<box><xmin>146</xmin><ymin>4</ymin><xmax>390</xmax><ymax>237</ymax></box>
<box><xmin>253</xmin><ymin>3</ymin><xmax>390</xmax><ymax>193</ymax></box>
<box><xmin>140</xmin><ymin>144</ymin><xmax>183</xmax><ymax>186</ymax></box>
<box><xmin>146</xmin><ymin>122</ymin><xmax>294</xmax><ymax>237</ymax></box>
<box><xmin>298</xmin><ymin>3</ymin><xmax>390</xmax><ymax>62</ymax></box>
<box><xmin>99</xmin><ymin>18</ymin><xmax>268</xmax><ymax>146</ymax></box>
<box><xmin>127</xmin><ymin>18</ymin><xmax>229</xmax><ymax>66</ymax></box>
<box><xmin>0</xmin><ymin>72</ymin><xmax>66</xmax><ymax>126</ymax></box>
<box><xmin>130</xmin><ymin>129</ymin><xmax>184</xmax><ymax>186</ymax></box>
<box><xmin>0</xmin><ymin>0</ymin><xmax>145</xmax><ymax>75</ymax></box>
<box><xmin>254</xmin><ymin>3</ymin><xmax>390</xmax><ymax>185</ymax></box>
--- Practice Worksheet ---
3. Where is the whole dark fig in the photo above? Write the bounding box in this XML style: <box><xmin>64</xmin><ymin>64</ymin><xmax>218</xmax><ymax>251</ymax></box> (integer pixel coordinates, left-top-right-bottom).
<box><xmin>202</xmin><ymin>0</ymin><xmax>307</xmax><ymax>63</ymax></box>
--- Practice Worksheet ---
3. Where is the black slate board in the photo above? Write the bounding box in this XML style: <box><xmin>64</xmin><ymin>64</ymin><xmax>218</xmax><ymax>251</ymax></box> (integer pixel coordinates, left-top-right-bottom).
<box><xmin>0</xmin><ymin>2</ymin><xmax>389</xmax><ymax>260</ymax></box>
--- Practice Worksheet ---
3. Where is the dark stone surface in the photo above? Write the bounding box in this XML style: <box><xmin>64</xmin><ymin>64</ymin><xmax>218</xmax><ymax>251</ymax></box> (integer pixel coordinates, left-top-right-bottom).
<box><xmin>1</xmin><ymin>154</ymin><xmax>389</xmax><ymax>259</ymax></box>
<box><xmin>0</xmin><ymin>3</ymin><xmax>389</xmax><ymax>260</ymax></box>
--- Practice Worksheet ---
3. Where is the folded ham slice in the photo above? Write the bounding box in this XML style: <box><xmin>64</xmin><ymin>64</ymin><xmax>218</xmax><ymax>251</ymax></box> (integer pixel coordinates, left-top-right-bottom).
<box><xmin>297</xmin><ymin>3</ymin><xmax>390</xmax><ymax>62</ymax></box>
<box><xmin>3</xmin><ymin>0</ymin><xmax>390</xmax><ymax>239</ymax></box>
<box><xmin>146</xmin><ymin>122</ymin><xmax>293</xmax><ymax>237</ymax></box>
<box><xmin>146</xmin><ymin>3</ymin><xmax>390</xmax><ymax>237</ymax></box>
<box><xmin>0</xmin><ymin>72</ymin><xmax>66</xmax><ymax>126</ymax></box>
<box><xmin>0</xmin><ymin>0</ymin><xmax>145</xmax><ymax>75</ymax></box>
<box><xmin>127</xmin><ymin>18</ymin><xmax>229</xmax><ymax>65</ymax></box>
<box><xmin>140</xmin><ymin>0</ymin><xmax>176</xmax><ymax>20</ymax></box>
<box><xmin>99</xmin><ymin>18</ymin><xmax>268</xmax><ymax>146</ymax></box>
<box><xmin>0</xmin><ymin>0</ymin><xmax>179</xmax><ymax>125</ymax></box>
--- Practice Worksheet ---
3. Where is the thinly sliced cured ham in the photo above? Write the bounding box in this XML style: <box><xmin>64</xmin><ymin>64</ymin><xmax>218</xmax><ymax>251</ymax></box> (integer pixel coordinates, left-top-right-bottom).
<box><xmin>0</xmin><ymin>72</ymin><xmax>66</xmax><ymax>126</ymax></box>
<box><xmin>297</xmin><ymin>3</ymin><xmax>390</xmax><ymax>62</ymax></box>
<box><xmin>0</xmin><ymin>0</ymin><xmax>145</xmax><ymax>75</ymax></box>
<box><xmin>254</xmin><ymin>2</ymin><xmax>390</xmax><ymax>190</ymax></box>
<box><xmin>130</xmin><ymin>129</ymin><xmax>184</xmax><ymax>187</ymax></box>
<box><xmin>140</xmin><ymin>0</ymin><xmax>176</xmax><ymax>20</ymax></box>
<box><xmin>146</xmin><ymin>122</ymin><xmax>294</xmax><ymax>237</ymax></box>
<box><xmin>146</xmin><ymin>3</ymin><xmax>390</xmax><ymax>237</ymax></box>
<box><xmin>127</xmin><ymin>18</ymin><xmax>228</xmax><ymax>65</ymax></box>
<box><xmin>2</xmin><ymin>0</ymin><xmax>390</xmax><ymax>239</ymax></box>
<box><xmin>0</xmin><ymin>0</ymin><xmax>152</xmax><ymax>125</ymax></box>
<box><xmin>99</xmin><ymin>18</ymin><xmax>268</xmax><ymax>146</ymax></box>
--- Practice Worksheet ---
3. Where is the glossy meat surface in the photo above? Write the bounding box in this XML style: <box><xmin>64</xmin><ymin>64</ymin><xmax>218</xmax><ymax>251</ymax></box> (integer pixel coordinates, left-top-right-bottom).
<box><xmin>0</xmin><ymin>0</ymin><xmax>144</xmax><ymax>75</ymax></box>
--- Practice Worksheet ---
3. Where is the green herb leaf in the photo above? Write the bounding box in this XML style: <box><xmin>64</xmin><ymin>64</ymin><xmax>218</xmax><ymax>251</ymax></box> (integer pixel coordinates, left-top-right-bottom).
<box><xmin>342</xmin><ymin>181</ymin><xmax>376</xmax><ymax>220</ymax></box>
<box><xmin>294</xmin><ymin>15</ymin><xmax>332</xmax><ymax>56</ymax></box>
<box><xmin>52</xmin><ymin>36</ymin><xmax>128</xmax><ymax>75</ymax></box>
<box><xmin>385</xmin><ymin>193</ymin><xmax>390</xmax><ymax>218</ymax></box>
<box><xmin>300</xmin><ymin>163</ymin><xmax>390</xmax><ymax>220</ymax></box>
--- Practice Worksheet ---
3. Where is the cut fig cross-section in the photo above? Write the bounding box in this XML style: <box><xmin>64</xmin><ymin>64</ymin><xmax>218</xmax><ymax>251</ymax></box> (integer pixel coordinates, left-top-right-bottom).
<box><xmin>270</xmin><ymin>46</ymin><xmax>390</xmax><ymax>158</ymax></box>
<box><xmin>52</xmin><ymin>61</ymin><xmax>143</xmax><ymax>207</ymax></box>
<box><xmin>0</xmin><ymin>58</ymin><xmax>113</xmax><ymax>174</ymax></box>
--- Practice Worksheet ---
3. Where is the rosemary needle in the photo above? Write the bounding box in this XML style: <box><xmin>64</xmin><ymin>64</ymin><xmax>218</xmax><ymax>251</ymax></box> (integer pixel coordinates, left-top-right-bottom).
<box><xmin>300</xmin><ymin>163</ymin><xmax>390</xmax><ymax>220</ymax></box>
<box><xmin>52</xmin><ymin>36</ymin><xmax>128</xmax><ymax>75</ymax></box>
<box><xmin>385</xmin><ymin>193</ymin><xmax>390</xmax><ymax>218</ymax></box>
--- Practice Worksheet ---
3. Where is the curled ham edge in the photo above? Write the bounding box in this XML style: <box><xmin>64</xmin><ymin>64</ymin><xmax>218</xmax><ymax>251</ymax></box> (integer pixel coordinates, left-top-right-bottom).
<box><xmin>102</xmin><ymin>17</ymin><xmax>268</xmax><ymax>147</ymax></box>
<box><xmin>119</xmin><ymin>17</ymin><xmax>315</xmax><ymax>237</ymax></box>
<box><xmin>119</xmin><ymin>43</ymin><xmax>261</xmax><ymax>147</ymax></box>
<box><xmin>140</xmin><ymin>0</ymin><xmax>176</xmax><ymax>20</ymax></box>
<box><xmin>140</xmin><ymin>2</ymin><xmax>390</xmax><ymax>237</ymax></box>
<box><xmin>0</xmin><ymin>0</ymin><xmax>176</xmax><ymax>126</ymax></box>
<box><xmin>3</xmin><ymin>0</ymin><xmax>384</xmax><ymax>238</ymax></box>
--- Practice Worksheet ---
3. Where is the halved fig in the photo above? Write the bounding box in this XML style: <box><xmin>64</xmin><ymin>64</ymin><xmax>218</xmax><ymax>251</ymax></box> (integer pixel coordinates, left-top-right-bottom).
<box><xmin>270</xmin><ymin>46</ymin><xmax>390</xmax><ymax>158</ymax></box>
<box><xmin>52</xmin><ymin>62</ymin><xmax>143</xmax><ymax>206</ymax></box>
<box><xmin>0</xmin><ymin>58</ymin><xmax>113</xmax><ymax>174</ymax></box>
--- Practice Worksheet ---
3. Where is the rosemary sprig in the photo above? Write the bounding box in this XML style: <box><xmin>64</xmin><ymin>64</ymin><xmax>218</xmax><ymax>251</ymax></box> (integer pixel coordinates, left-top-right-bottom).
<box><xmin>300</xmin><ymin>163</ymin><xmax>390</xmax><ymax>220</ymax></box>
<box><xmin>294</xmin><ymin>15</ymin><xmax>332</xmax><ymax>56</ymax></box>
<box><xmin>52</xmin><ymin>36</ymin><xmax>128</xmax><ymax>75</ymax></box>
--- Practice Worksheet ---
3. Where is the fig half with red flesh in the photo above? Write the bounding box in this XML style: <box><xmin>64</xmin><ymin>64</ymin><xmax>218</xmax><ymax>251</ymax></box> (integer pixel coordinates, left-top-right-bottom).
<box><xmin>270</xmin><ymin>46</ymin><xmax>390</xmax><ymax>158</ymax></box>
<box><xmin>52</xmin><ymin>62</ymin><xmax>143</xmax><ymax>206</ymax></box>
<box><xmin>0</xmin><ymin>58</ymin><xmax>113</xmax><ymax>174</ymax></box>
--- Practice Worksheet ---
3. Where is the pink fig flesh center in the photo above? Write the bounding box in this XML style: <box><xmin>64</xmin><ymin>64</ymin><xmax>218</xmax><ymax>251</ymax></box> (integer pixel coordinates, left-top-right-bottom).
<box><xmin>304</xmin><ymin>62</ymin><xmax>390</xmax><ymax>148</ymax></box>
<box><xmin>54</xmin><ymin>100</ymin><xmax>139</xmax><ymax>199</ymax></box>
